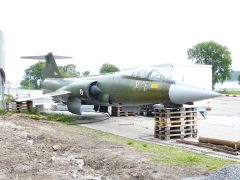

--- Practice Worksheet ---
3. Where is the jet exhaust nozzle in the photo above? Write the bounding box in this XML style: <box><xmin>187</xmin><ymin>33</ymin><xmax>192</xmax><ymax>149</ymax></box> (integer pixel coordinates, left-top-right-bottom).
<box><xmin>90</xmin><ymin>84</ymin><xmax>102</xmax><ymax>97</ymax></box>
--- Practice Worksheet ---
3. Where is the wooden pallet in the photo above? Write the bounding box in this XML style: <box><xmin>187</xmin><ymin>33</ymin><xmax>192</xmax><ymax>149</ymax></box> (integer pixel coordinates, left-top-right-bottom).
<box><xmin>155</xmin><ymin>125</ymin><xmax>197</xmax><ymax>131</ymax></box>
<box><xmin>111</xmin><ymin>106</ymin><xmax>135</xmax><ymax>117</ymax></box>
<box><xmin>155</xmin><ymin>112</ymin><xmax>197</xmax><ymax>117</ymax></box>
<box><xmin>7</xmin><ymin>101</ymin><xmax>33</xmax><ymax>112</ymax></box>
<box><xmin>155</xmin><ymin>109</ymin><xmax>197</xmax><ymax>118</ymax></box>
<box><xmin>154</xmin><ymin>132</ymin><xmax>197</xmax><ymax>140</ymax></box>
<box><xmin>154</xmin><ymin>116</ymin><xmax>197</xmax><ymax>122</ymax></box>
<box><xmin>155</xmin><ymin>119</ymin><xmax>197</xmax><ymax>127</ymax></box>
<box><xmin>155</xmin><ymin>128</ymin><xmax>197</xmax><ymax>135</ymax></box>
<box><xmin>154</xmin><ymin>107</ymin><xmax>197</xmax><ymax>113</ymax></box>
<box><xmin>154</xmin><ymin>107</ymin><xmax>198</xmax><ymax>140</ymax></box>
<box><xmin>155</xmin><ymin>113</ymin><xmax>197</xmax><ymax>118</ymax></box>
<box><xmin>154</xmin><ymin>126</ymin><xmax>198</xmax><ymax>140</ymax></box>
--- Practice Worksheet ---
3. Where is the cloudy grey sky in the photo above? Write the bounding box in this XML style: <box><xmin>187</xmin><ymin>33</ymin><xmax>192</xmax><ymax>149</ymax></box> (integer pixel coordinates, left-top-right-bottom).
<box><xmin>0</xmin><ymin>0</ymin><xmax>240</xmax><ymax>83</ymax></box>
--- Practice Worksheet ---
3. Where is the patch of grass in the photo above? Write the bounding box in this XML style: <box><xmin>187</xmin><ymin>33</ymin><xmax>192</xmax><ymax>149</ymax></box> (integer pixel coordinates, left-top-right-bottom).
<box><xmin>19</xmin><ymin>113</ymin><xmax>46</xmax><ymax>120</ymax></box>
<box><xmin>151</xmin><ymin>152</ymin><xmax>234</xmax><ymax>171</ymax></box>
<box><xmin>2</xmin><ymin>109</ymin><xmax>74</xmax><ymax>123</ymax></box>
<box><xmin>218</xmin><ymin>91</ymin><xmax>240</xmax><ymax>95</ymax></box>
<box><xmin>28</xmin><ymin>107</ymin><xmax>40</xmax><ymax>114</ymax></box>
<box><xmin>73</xmin><ymin>128</ymin><xmax>238</xmax><ymax>171</ymax></box>
<box><xmin>43</xmin><ymin>113</ymin><xmax>73</xmax><ymax>123</ymax></box>
<box><xmin>0</xmin><ymin>109</ymin><xmax>7</xmax><ymax>114</ymax></box>
<box><xmin>4</xmin><ymin>94</ymin><xmax>14</xmax><ymax>103</ymax></box>
<box><xmin>59</xmin><ymin>125</ymin><xmax>238</xmax><ymax>171</ymax></box>
<box><xmin>24</xmin><ymin>109</ymin><xmax>74</xmax><ymax>123</ymax></box>
<box><xmin>127</xmin><ymin>141</ymin><xmax>133</xmax><ymax>145</ymax></box>
<box><xmin>142</xmin><ymin>144</ymin><xmax>148</xmax><ymax>148</ymax></box>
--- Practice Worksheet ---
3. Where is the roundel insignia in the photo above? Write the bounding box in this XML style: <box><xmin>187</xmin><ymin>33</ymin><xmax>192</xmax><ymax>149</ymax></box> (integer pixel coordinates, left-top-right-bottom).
<box><xmin>80</xmin><ymin>89</ymin><xmax>84</xmax><ymax>96</ymax></box>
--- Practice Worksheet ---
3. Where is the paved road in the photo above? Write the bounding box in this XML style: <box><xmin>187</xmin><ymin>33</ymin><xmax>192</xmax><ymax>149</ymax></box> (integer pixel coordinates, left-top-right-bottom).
<box><xmin>198</xmin><ymin>96</ymin><xmax>240</xmax><ymax>141</ymax></box>
<box><xmin>33</xmin><ymin>95</ymin><xmax>240</xmax><ymax>141</ymax></box>
<box><xmin>30</xmin><ymin>95</ymin><xmax>240</xmax><ymax>160</ymax></box>
<box><xmin>81</xmin><ymin>96</ymin><xmax>240</xmax><ymax>141</ymax></box>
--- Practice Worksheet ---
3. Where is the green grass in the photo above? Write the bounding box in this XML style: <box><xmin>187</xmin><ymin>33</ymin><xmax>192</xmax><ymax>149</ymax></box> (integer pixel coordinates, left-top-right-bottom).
<box><xmin>127</xmin><ymin>141</ymin><xmax>133</xmax><ymax>145</ymax></box>
<box><xmin>22</xmin><ymin>108</ymin><xmax>74</xmax><ymax>122</ymax></box>
<box><xmin>3</xmin><ymin>109</ymin><xmax>74</xmax><ymax>123</ymax></box>
<box><xmin>142</xmin><ymin>144</ymin><xmax>148</xmax><ymax>148</ymax></box>
<box><xmin>59</xmin><ymin>125</ymin><xmax>238</xmax><ymax>171</ymax></box>
<box><xmin>0</xmin><ymin>109</ymin><xmax>7</xmax><ymax>114</ymax></box>
<box><xmin>218</xmin><ymin>91</ymin><xmax>240</xmax><ymax>95</ymax></box>
<box><xmin>42</xmin><ymin>112</ymin><xmax>73</xmax><ymax>122</ymax></box>
<box><xmin>102</xmin><ymin>133</ymin><xmax>238</xmax><ymax>171</ymax></box>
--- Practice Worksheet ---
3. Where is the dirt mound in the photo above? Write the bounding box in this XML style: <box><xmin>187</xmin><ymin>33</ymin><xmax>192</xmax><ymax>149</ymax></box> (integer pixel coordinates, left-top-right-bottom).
<box><xmin>0</xmin><ymin>114</ymin><xmax>205</xmax><ymax>179</ymax></box>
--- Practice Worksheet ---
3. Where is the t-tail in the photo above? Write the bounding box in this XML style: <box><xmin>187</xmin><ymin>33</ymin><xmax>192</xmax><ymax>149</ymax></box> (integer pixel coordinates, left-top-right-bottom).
<box><xmin>21</xmin><ymin>52</ymin><xmax>72</xmax><ymax>79</ymax></box>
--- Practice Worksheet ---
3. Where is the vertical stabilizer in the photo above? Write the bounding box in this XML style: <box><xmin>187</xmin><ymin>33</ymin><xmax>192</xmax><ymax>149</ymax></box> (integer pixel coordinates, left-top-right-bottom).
<box><xmin>21</xmin><ymin>52</ymin><xmax>72</xmax><ymax>79</ymax></box>
<box><xmin>45</xmin><ymin>52</ymin><xmax>62</xmax><ymax>78</ymax></box>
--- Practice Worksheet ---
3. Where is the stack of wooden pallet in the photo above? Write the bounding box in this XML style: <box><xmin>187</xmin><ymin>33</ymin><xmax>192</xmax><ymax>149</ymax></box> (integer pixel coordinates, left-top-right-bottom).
<box><xmin>7</xmin><ymin>101</ymin><xmax>33</xmax><ymax>112</ymax></box>
<box><xmin>111</xmin><ymin>106</ymin><xmax>135</xmax><ymax>117</ymax></box>
<box><xmin>154</xmin><ymin>107</ymin><xmax>197</xmax><ymax>140</ymax></box>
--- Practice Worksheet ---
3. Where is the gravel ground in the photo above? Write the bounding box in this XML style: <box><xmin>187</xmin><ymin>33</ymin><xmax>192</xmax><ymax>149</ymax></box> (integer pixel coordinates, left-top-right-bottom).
<box><xmin>184</xmin><ymin>164</ymin><xmax>240</xmax><ymax>180</ymax></box>
<box><xmin>204</xmin><ymin>164</ymin><xmax>240</xmax><ymax>180</ymax></box>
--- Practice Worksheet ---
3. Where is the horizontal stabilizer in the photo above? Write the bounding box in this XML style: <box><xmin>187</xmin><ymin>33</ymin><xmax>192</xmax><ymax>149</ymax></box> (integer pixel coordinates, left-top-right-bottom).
<box><xmin>14</xmin><ymin>95</ymin><xmax>51</xmax><ymax>102</ymax></box>
<box><xmin>44</xmin><ymin>89</ymin><xmax>71</xmax><ymax>97</ymax></box>
<box><xmin>21</xmin><ymin>52</ymin><xmax>72</xmax><ymax>79</ymax></box>
<box><xmin>21</xmin><ymin>55</ymin><xmax>72</xmax><ymax>60</ymax></box>
<box><xmin>14</xmin><ymin>90</ymin><xmax>71</xmax><ymax>102</ymax></box>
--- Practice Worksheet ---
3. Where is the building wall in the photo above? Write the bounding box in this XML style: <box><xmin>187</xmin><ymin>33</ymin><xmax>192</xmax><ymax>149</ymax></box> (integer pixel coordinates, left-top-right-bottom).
<box><xmin>215</xmin><ymin>71</ymin><xmax>240</xmax><ymax>91</ymax></box>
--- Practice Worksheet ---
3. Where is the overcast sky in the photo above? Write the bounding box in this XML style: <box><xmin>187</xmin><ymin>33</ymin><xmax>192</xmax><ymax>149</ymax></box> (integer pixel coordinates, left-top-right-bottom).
<box><xmin>0</xmin><ymin>0</ymin><xmax>240</xmax><ymax>83</ymax></box>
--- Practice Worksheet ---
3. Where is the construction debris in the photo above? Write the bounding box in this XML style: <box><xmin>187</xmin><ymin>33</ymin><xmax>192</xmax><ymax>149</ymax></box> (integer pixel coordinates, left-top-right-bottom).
<box><xmin>176</xmin><ymin>139</ymin><xmax>239</xmax><ymax>155</ymax></box>
<box><xmin>118</xmin><ymin>123</ymin><xmax>134</xmax><ymax>126</ymax></box>
<box><xmin>52</xmin><ymin>145</ymin><xmax>61</xmax><ymax>151</ymax></box>
<box><xmin>199</xmin><ymin>136</ymin><xmax>240</xmax><ymax>150</ymax></box>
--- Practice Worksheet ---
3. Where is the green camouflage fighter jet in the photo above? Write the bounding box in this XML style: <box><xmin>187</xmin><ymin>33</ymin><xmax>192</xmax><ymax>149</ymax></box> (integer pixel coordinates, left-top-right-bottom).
<box><xmin>21</xmin><ymin>52</ymin><xmax>221</xmax><ymax>115</ymax></box>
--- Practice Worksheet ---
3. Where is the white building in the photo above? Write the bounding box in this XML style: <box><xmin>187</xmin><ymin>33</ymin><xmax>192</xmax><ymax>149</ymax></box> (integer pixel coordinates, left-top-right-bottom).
<box><xmin>215</xmin><ymin>71</ymin><xmax>240</xmax><ymax>91</ymax></box>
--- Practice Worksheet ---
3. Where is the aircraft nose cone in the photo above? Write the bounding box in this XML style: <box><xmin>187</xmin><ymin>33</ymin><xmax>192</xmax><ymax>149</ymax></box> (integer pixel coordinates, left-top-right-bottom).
<box><xmin>169</xmin><ymin>84</ymin><xmax>222</xmax><ymax>104</ymax></box>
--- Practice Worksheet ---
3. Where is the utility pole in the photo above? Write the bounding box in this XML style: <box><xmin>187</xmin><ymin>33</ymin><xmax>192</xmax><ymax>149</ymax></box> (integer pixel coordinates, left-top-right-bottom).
<box><xmin>28</xmin><ymin>70</ymin><xmax>31</xmax><ymax>97</ymax></box>
<box><xmin>16</xmin><ymin>72</ymin><xmax>18</xmax><ymax>99</ymax></box>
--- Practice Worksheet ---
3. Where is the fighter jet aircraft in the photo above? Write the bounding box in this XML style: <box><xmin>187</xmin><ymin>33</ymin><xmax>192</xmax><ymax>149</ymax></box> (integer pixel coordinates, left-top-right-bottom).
<box><xmin>21</xmin><ymin>52</ymin><xmax>221</xmax><ymax>115</ymax></box>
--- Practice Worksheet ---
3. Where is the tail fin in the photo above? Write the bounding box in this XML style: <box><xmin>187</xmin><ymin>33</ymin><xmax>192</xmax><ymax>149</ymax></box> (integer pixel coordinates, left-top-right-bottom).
<box><xmin>21</xmin><ymin>52</ymin><xmax>72</xmax><ymax>78</ymax></box>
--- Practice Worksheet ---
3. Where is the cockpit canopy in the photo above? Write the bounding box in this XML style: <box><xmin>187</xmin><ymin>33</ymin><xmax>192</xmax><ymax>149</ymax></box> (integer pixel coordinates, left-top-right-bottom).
<box><xmin>122</xmin><ymin>67</ymin><xmax>167</xmax><ymax>81</ymax></box>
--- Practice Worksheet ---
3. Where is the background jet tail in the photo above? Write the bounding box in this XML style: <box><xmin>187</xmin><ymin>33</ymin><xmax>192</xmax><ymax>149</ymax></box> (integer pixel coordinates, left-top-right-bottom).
<box><xmin>21</xmin><ymin>52</ymin><xmax>72</xmax><ymax>79</ymax></box>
